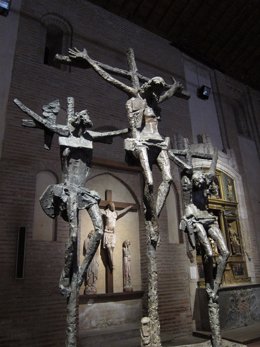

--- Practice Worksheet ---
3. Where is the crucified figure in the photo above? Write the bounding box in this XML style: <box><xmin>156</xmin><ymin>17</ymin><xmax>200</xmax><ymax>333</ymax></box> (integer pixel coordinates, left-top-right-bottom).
<box><xmin>102</xmin><ymin>202</ymin><xmax>132</xmax><ymax>271</ymax></box>
<box><xmin>56</xmin><ymin>48</ymin><xmax>190</xmax><ymax>347</ymax></box>
<box><xmin>170</xmin><ymin>144</ymin><xmax>229</xmax><ymax>299</ymax></box>
<box><xmin>14</xmin><ymin>97</ymin><xmax>128</xmax><ymax>347</ymax></box>
<box><xmin>170</xmin><ymin>141</ymin><xmax>229</xmax><ymax>347</ymax></box>
<box><xmin>57</xmin><ymin>47</ymin><xmax>189</xmax><ymax>244</ymax></box>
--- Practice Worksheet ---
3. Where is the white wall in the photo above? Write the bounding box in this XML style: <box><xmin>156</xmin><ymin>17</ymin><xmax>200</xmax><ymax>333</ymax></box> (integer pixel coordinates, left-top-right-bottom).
<box><xmin>183</xmin><ymin>55</ymin><xmax>223</xmax><ymax>150</ymax></box>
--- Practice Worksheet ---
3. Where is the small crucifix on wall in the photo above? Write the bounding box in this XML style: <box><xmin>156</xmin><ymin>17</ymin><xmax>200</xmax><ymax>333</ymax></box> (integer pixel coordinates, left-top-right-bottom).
<box><xmin>100</xmin><ymin>189</ymin><xmax>137</xmax><ymax>293</ymax></box>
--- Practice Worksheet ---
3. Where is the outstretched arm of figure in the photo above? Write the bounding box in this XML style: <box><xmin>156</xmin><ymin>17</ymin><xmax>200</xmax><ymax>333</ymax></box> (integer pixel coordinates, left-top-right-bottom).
<box><xmin>158</xmin><ymin>77</ymin><xmax>185</xmax><ymax>103</ymax></box>
<box><xmin>68</xmin><ymin>48</ymin><xmax>137</xmax><ymax>96</ymax></box>
<box><xmin>117</xmin><ymin>205</ymin><xmax>133</xmax><ymax>219</ymax></box>
<box><xmin>88</xmin><ymin>128</ymin><xmax>129</xmax><ymax>140</ymax></box>
<box><xmin>168</xmin><ymin>150</ymin><xmax>192</xmax><ymax>171</ymax></box>
<box><xmin>14</xmin><ymin>99</ymin><xmax>69</xmax><ymax>137</ymax></box>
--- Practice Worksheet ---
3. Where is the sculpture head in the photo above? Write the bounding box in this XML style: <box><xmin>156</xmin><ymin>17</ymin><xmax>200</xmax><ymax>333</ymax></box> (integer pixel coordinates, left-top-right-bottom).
<box><xmin>143</xmin><ymin>106</ymin><xmax>156</xmax><ymax>118</ymax></box>
<box><xmin>192</xmin><ymin>171</ymin><xmax>206</xmax><ymax>188</ymax></box>
<box><xmin>107</xmin><ymin>202</ymin><xmax>115</xmax><ymax>211</ymax></box>
<box><xmin>69</xmin><ymin>109</ymin><xmax>93</xmax><ymax>134</ymax></box>
<box><xmin>140</xmin><ymin>76</ymin><xmax>167</xmax><ymax>98</ymax></box>
<box><xmin>123</xmin><ymin>240</ymin><xmax>130</xmax><ymax>247</ymax></box>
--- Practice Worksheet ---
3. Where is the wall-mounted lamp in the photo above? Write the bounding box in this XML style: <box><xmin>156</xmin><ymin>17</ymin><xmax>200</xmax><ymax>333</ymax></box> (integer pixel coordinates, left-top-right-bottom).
<box><xmin>197</xmin><ymin>85</ymin><xmax>211</xmax><ymax>100</ymax></box>
<box><xmin>0</xmin><ymin>0</ymin><xmax>11</xmax><ymax>16</ymax></box>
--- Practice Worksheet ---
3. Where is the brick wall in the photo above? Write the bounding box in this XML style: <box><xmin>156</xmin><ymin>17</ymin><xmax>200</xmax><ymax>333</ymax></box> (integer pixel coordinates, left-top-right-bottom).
<box><xmin>1</xmin><ymin>1</ymin><xmax>259</xmax><ymax>346</ymax></box>
<box><xmin>0</xmin><ymin>0</ymin><xmax>193</xmax><ymax>346</ymax></box>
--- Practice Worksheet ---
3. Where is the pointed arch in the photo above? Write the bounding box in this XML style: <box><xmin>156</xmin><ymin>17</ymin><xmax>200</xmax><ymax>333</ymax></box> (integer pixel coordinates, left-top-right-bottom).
<box><xmin>80</xmin><ymin>172</ymin><xmax>141</xmax><ymax>294</ymax></box>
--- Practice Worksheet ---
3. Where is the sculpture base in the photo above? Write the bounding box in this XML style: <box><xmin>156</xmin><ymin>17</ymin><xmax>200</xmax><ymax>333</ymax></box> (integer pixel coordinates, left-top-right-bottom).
<box><xmin>79</xmin><ymin>295</ymin><xmax>142</xmax><ymax>331</ymax></box>
<box><xmin>123</xmin><ymin>286</ymin><xmax>133</xmax><ymax>292</ymax></box>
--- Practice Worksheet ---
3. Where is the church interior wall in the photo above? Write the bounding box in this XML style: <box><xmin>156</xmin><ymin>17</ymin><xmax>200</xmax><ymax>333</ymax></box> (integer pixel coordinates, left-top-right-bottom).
<box><xmin>0</xmin><ymin>0</ymin><xmax>22</xmax><ymax>156</ymax></box>
<box><xmin>0</xmin><ymin>0</ymin><xmax>259</xmax><ymax>346</ymax></box>
<box><xmin>183</xmin><ymin>55</ymin><xmax>223</xmax><ymax>150</ymax></box>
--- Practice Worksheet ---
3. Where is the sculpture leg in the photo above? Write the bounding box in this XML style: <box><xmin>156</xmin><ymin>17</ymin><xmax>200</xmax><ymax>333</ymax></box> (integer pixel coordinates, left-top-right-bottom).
<box><xmin>106</xmin><ymin>246</ymin><xmax>114</xmax><ymax>271</ymax></box>
<box><xmin>208</xmin><ymin>224</ymin><xmax>230</xmax><ymax>296</ymax></box>
<box><xmin>137</xmin><ymin>146</ymin><xmax>153</xmax><ymax>187</ymax></box>
<box><xmin>136</xmin><ymin>146</ymin><xmax>159</xmax><ymax>245</ymax></box>
<box><xmin>78</xmin><ymin>203</ymin><xmax>103</xmax><ymax>287</ymax></box>
<box><xmin>59</xmin><ymin>191</ymin><xmax>79</xmax><ymax>297</ymax></box>
<box><xmin>137</xmin><ymin>147</ymin><xmax>161</xmax><ymax>345</ymax></box>
<box><xmin>194</xmin><ymin>222</ymin><xmax>214</xmax><ymax>289</ymax></box>
<box><xmin>195</xmin><ymin>222</ymin><xmax>223</xmax><ymax>347</ymax></box>
<box><xmin>156</xmin><ymin>150</ymin><xmax>172</xmax><ymax>217</ymax></box>
<box><xmin>62</xmin><ymin>190</ymin><xmax>80</xmax><ymax>347</ymax></box>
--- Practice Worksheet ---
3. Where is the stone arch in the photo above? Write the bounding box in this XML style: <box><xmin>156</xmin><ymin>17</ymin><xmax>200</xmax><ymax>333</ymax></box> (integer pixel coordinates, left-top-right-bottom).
<box><xmin>79</xmin><ymin>172</ymin><xmax>141</xmax><ymax>294</ymax></box>
<box><xmin>32</xmin><ymin>170</ymin><xmax>58</xmax><ymax>241</ymax></box>
<box><xmin>41</xmin><ymin>13</ymin><xmax>72</xmax><ymax>69</ymax></box>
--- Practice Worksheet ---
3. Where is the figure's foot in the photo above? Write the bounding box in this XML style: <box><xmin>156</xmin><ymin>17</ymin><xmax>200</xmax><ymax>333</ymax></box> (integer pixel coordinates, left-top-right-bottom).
<box><xmin>59</xmin><ymin>283</ymin><xmax>71</xmax><ymax>297</ymax></box>
<box><xmin>59</xmin><ymin>277</ymin><xmax>71</xmax><ymax>297</ymax></box>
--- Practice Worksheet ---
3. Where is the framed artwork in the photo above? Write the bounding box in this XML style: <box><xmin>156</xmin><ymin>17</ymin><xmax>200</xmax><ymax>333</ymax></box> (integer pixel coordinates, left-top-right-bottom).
<box><xmin>231</xmin><ymin>262</ymin><xmax>247</xmax><ymax>279</ymax></box>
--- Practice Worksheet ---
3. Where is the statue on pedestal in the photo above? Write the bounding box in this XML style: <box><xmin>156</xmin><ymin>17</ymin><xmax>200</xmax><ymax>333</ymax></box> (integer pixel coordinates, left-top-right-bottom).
<box><xmin>170</xmin><ymin>141</ymin><xmax>230</xmax><ymax>347</ymax></box>
<box><xmin>122</xmin><ymin>240</ymin><xmax>133</xmax><ymax>292</ymax></box>
<box><xmin>14</xmin><ymin>96</ymin><xmax>128</xmax><ymax>347</ymax></box>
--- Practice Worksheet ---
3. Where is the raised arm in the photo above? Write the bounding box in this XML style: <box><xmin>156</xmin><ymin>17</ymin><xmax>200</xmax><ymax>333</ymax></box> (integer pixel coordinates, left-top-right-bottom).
<box><xmin>158</xmin><ymin>77</ymin><xmax>185</xmax><ymax>103</ymax></box>
<box><xmin>168</xmin><ymin>150</ymin><xmax>192</xmax><ymax>171</ymax></box>
<box><xmin>14</xmin><ymin>99</ymin><xmax>69</xmax><ymax>137</ymax></box>
<box><xmin>117</xmin><ymin>205</ymin><xmax>132</xmax><ymax>219</ymax></box>
<box><xmin>68</xmin><ymin>48</ymin><xmax>136</xmax><ymax>97</ymax></box>
<box><xmin>88</xmin><ymin>128</ymin><xmax>129</xmax><ymax>140</ymax></box>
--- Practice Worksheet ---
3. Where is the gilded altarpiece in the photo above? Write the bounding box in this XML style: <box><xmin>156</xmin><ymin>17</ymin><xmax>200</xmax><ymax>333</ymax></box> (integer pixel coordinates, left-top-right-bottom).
<box><xmin>197</xmin><ymin>170</ymin><xmax>250</xmax><ymax>286</ymax></box>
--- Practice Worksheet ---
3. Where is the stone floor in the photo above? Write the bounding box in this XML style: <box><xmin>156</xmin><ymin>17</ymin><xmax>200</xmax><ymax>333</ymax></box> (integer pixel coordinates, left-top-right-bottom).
<box><xmin>195</xmin><ymin>322</ymin><xmax>260</xmax><ymax>345</ymax></box>
<box><xmin>79</xmin><ymin>322</ymin><xmax>260</xmax><ymax>347</ymax></box>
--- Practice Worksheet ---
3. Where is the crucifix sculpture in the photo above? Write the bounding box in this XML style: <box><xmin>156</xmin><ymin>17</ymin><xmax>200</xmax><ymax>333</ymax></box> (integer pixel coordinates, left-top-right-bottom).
<box><xmin>56</xmin><ymin>47</ymin><xmax>190</xmax><ymax>347</ymax></box>
<box><xmin>99</xmin><ymin>189</ymin><xmax>137</xmax><ymax>293</ymax></box>
<box><xmin>169</xmin><ymin>138</ymin><xmax>230</xmax><ymax>347</ymax></box>
<box><xmin>14</xmin><ymin>97</ymin><xmax>128</xmax><ymax>347</ymax></box>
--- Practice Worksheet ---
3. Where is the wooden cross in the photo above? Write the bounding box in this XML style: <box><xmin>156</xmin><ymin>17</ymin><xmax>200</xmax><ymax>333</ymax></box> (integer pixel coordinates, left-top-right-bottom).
<box><xmin>100</xmin><ymin>189</ymin><xmax>138</xmax><ymax>293</ymax></box>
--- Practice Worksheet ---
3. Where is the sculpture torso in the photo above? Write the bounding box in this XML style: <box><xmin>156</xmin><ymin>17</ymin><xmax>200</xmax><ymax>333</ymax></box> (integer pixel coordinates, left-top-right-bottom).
<box><xmin>103</xmin><ymin>208</ymin><xmax>118</xmax><ymax>232</ymax></box>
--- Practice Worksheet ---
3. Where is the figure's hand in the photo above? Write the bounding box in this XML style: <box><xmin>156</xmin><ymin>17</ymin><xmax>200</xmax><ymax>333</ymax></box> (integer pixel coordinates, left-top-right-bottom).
<box><xmin>171</xmin><ymin>76</ymin><xmax>184</xmax><ymax>91</ymax></box>
<box><xmin>68</xmin><ymin>47</ymin><xmax>88</xmax><ymax>60</ymax></box>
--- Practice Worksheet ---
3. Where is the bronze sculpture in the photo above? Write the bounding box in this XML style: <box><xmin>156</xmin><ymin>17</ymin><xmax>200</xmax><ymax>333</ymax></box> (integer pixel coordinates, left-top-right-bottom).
<box><xmin>14</xmin><ymin>97</ymin><xmax>127</xmax><ymax>347</ymax></box>
<box><xmin>56</xmin><ymin>47</ymin><xmax>190</xmax><ymax>347</ymax></box>
<box><xmin>122</xmin><ymin>240</ymin><xmax>133</xmax><ymax>292</ymax></box>
<box><xmin>102</xmin><ymin>202</ymin><xmax>132</xmax><ymax>271</ymax></box>
<box><xmin>170</xmin><ymin>141</ymin><xmax>230</xmax><ymax>347</ymax></box>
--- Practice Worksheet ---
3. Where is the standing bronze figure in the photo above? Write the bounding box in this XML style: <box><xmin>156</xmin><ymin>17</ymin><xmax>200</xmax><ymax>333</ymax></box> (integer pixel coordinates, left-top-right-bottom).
<box><xmin>170</xmin><ymin>141</ymin><xmax>229</xmax><ymax>347</ymax></box>
<box><xmin>56</xmin><ymin>47</ymin><xmax>190</xmax><ymax>347</ymax></box>
<box><xmin>14</xmin><ymin>97</ymin><xmax>127</xmax><ymax>347</ymax></box>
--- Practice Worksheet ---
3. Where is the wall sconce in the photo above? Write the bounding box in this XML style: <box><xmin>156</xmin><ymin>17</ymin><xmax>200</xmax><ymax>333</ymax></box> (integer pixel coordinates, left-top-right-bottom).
<box><xmin>197</xmin><ymin>85</ymin><xmax>211</xmax><ymax>100</ymax></box>
<box><xmin>0</xmin><ymin>0</ymin><xmax>11</xmax><ymax>16</ymax></box>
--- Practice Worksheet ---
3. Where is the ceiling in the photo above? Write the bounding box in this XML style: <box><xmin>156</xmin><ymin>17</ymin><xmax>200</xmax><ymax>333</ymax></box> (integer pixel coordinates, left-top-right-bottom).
<box><xmin>88</xmin><ymin>0</ymin><xmax>260</xmax><ymax>90</ymax></box>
